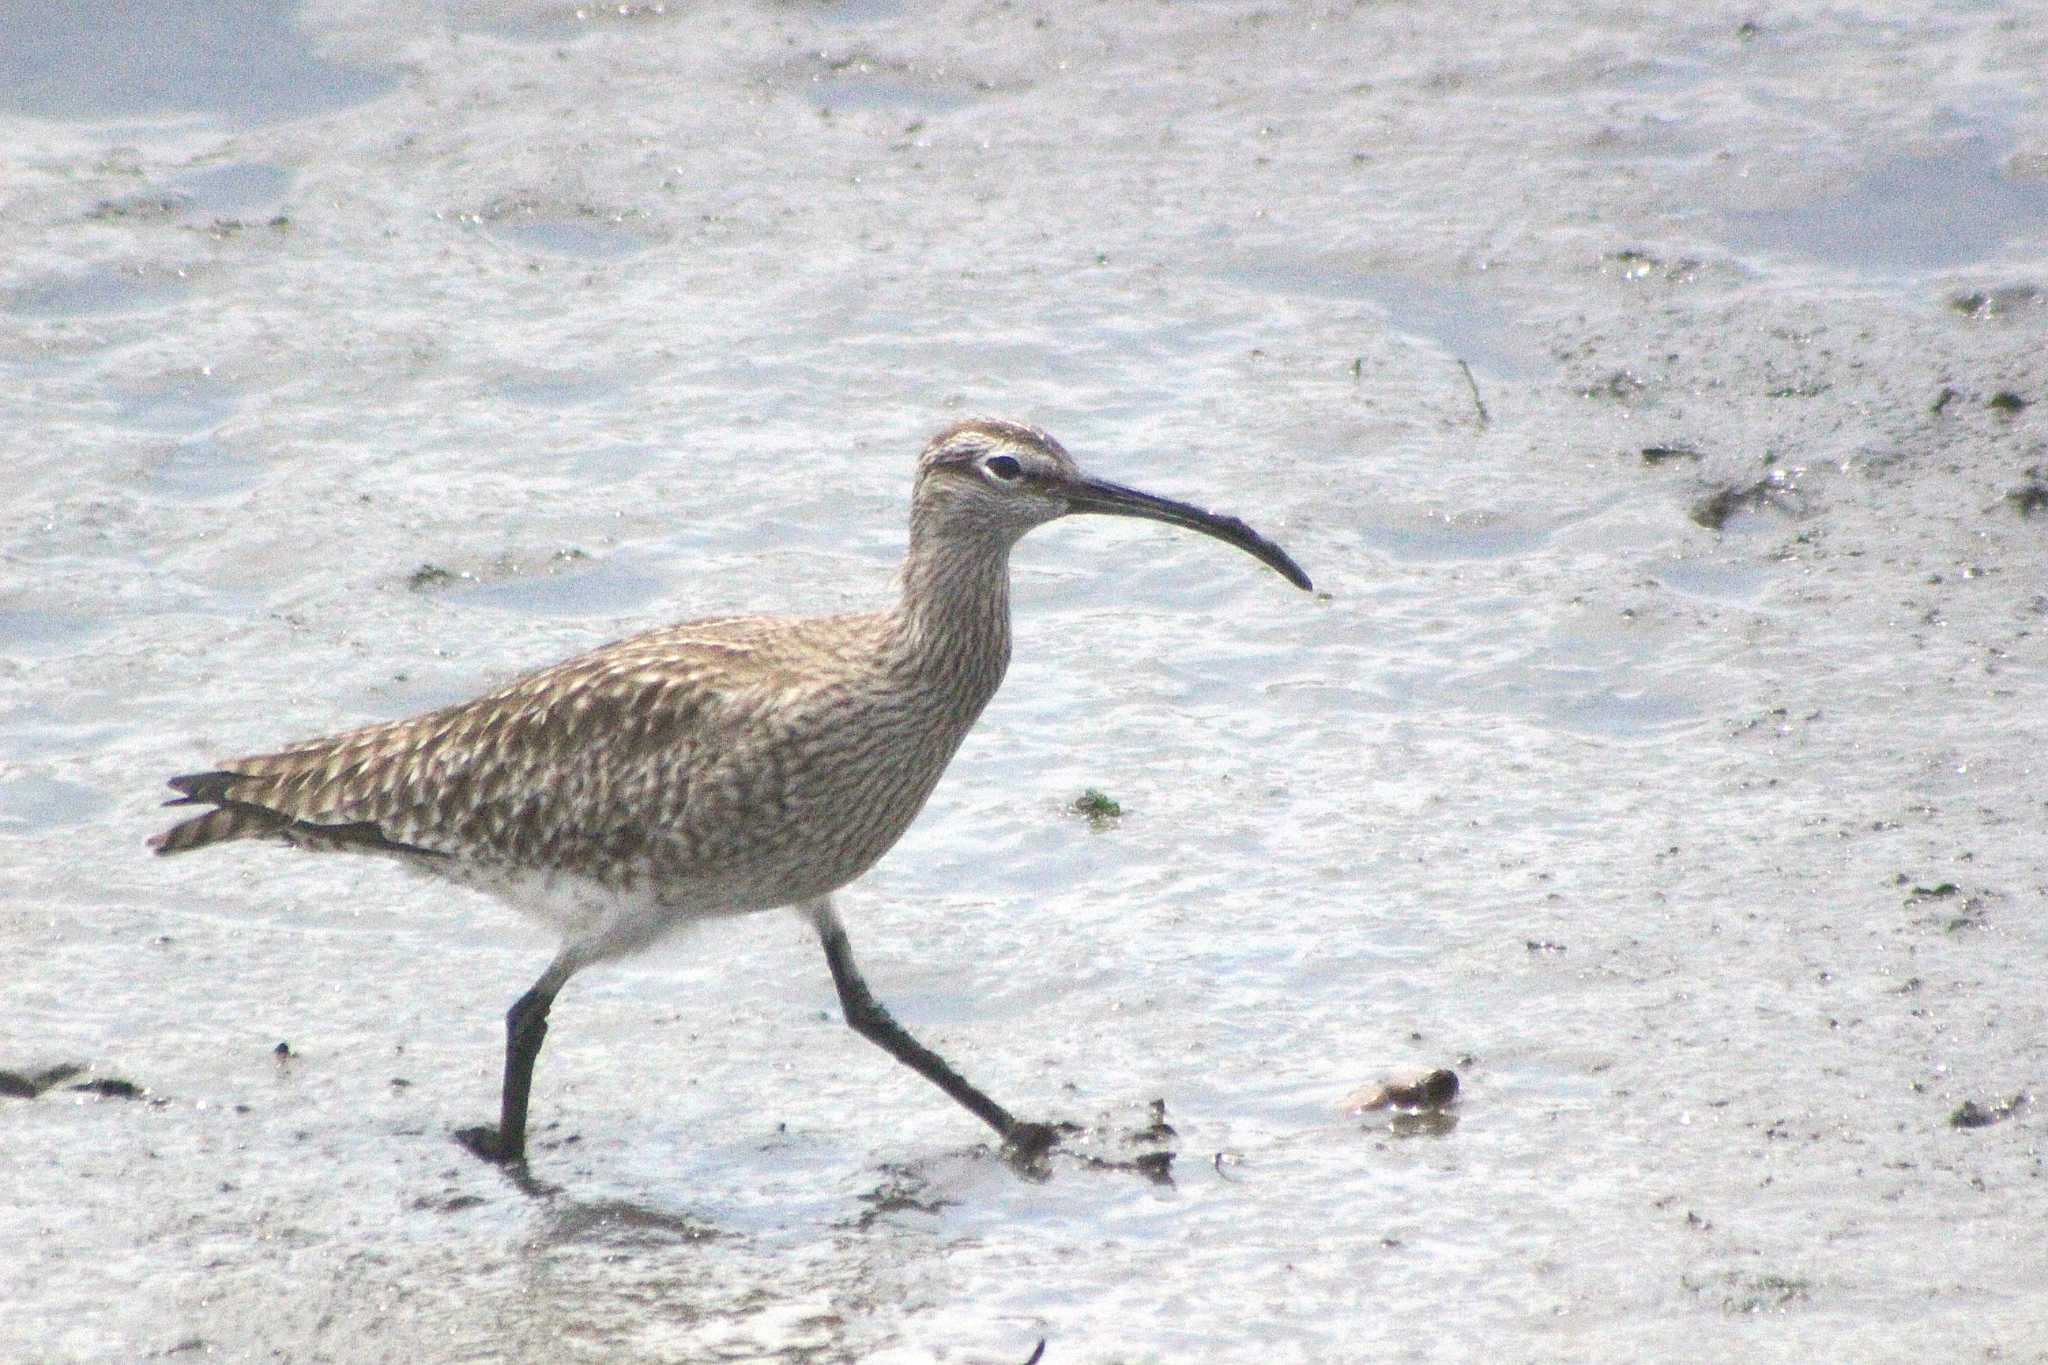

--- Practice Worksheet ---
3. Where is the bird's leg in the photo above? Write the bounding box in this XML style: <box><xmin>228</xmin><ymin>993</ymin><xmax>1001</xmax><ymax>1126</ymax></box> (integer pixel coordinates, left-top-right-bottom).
<box><xmin>456</xmin><ymin>952</ymin><xmax>579</xmax><ymax>1164</ymax></box>
<box><xmin>805</xmin><ymin>899</ymin><xmax>1058</xmax><ymax>1162</ymax></box>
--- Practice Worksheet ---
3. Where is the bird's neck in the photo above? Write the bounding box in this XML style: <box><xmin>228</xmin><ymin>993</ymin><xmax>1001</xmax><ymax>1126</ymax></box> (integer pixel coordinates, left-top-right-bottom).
<box><xmin>888</xmin><ymin>528</ymin><xmax>1015</xmax><ymax>706</ymax></box>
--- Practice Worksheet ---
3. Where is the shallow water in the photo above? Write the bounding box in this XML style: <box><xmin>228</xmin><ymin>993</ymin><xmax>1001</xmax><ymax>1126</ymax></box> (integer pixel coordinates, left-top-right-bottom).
<box><xmin>1718</xmin><ymin>120</ymin><xmax>2048</xmax><ymax>276</ymax></box>
<box><xmin>0</xmin><ymin>0</ymin><xmax>398</xmax><ymax>126</ymax></box>
<box><xmin>4</xmin><ymin>2</ymin><xmax>2048</xmax><ymax>1362</ymax></box>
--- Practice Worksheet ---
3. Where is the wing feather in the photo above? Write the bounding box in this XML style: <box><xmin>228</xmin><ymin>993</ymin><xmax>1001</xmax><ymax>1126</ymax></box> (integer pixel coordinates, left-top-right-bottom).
<box><xmin>149</xmin><ymin>613</ymin><xmax>888</xmax><ymax>877</ymax></box>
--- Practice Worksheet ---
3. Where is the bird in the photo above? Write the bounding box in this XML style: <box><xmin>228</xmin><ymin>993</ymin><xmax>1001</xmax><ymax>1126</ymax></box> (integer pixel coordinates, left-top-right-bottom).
<box><xmin>151</xmin><ymin>418</ymin><xmax>1312</xmax><ymax>1169</ymax></box>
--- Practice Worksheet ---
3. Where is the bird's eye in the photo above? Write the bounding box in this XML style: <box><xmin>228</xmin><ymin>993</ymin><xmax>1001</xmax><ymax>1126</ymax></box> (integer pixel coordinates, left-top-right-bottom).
<box><xmin>983</xmin><ymin>454</ymin><xmax>1023</xmax><ymax>482</ymax></box>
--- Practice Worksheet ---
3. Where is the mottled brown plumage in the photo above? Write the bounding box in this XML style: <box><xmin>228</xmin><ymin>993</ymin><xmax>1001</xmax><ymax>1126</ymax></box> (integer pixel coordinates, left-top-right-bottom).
<box><xmin>152</xmin><ymin>417</ymin><xmax>1311</xmax><ymax>1171</ymax></box>
<box><xmin>158</xmin><ymin>612</ymin><xmax>997</xmax><ymax>911</ymax></box>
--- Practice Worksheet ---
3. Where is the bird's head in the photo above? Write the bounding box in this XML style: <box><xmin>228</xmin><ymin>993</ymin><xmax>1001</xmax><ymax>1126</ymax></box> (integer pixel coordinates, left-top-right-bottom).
<box><xmin>911</xmin><ymin>418</ymin><xmax>1311</xmax><ymax>591</ymax></box>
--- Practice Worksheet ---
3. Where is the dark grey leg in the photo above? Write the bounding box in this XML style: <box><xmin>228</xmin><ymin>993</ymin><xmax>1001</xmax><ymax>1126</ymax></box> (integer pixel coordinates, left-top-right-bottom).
<box><xmin>457</xmin><ymin>953</ymin><xmax>578</xmax><ymax>1164</ymax></box>
<box><xmin>806</xmin><ymin>899</ymin><xmax>1056</xmax><ymax>1160</ymax></box>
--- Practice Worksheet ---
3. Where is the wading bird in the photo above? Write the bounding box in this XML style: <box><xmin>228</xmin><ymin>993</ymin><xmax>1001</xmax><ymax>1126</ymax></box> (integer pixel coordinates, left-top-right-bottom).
<box><xmin>152</xmin><ymin>419</ymin><xmax>1311</xmax><ymax>1167</ymax></box>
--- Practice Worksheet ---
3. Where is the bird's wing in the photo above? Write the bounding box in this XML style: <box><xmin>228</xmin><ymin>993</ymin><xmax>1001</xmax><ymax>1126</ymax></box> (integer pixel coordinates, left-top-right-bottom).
<box><xmin>149</xmin><ymin>614</ymin><xmax>878</xmax><ymax>872</ymax></box>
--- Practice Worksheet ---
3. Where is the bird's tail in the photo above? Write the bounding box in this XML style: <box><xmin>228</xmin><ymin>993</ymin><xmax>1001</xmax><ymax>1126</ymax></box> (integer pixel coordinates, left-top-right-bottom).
<box><xmin>149</xmin><ymin>771</ymin><xmax>290</xmax><ymax>855</ymax></box>
<box><xmin>149</xmin><ymin>768</ymin><xmax>444</xmax><ymax>859</ymax></box>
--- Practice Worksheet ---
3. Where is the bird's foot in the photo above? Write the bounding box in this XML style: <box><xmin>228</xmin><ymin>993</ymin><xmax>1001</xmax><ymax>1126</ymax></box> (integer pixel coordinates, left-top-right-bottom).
<box><xmin>454</xmin><ymin>1124</ymin><xmax>525</xmax><ymax>1165</ymax></box>
<box><xmin>998</xmin><ymin>1119</ymin><xmax>1064</xmax><ymax>1171</ymax></box>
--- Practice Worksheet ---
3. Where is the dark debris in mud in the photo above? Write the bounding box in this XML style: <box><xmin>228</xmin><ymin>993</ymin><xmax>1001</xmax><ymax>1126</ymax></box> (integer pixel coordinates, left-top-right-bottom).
<box><xmin>87</xmin><ymin>191</ymin><xmax>196</xmax><ymax>222</ymax></box>
<box><xmin>854</xmin><ymin>1166</ymin><xmax>956</xmax><ymax>1230</ymax></box>
<box><xmin>1</xmin><ymin>1064</ymin><xmax>150</xmax><ymax>1102</ymax></box>
<box><xmin>2005</xmin><ymin>473</ymin><xmax>2048</xmax><ymax>516</ymax></box>
<box><xmin>0</xmin><ymin>1062</ymin><xmax>85</xmax><ymax>1098</ymax></box>
<box><xmin>1683</xmin><ymin>1270</ymin><xmax>1814</xmax><ymax>1315</ymax></box>
<box><xmin>1124</xmin><ymin>1098</ymin><xmax>1177</xmax><ymax>1145</ymax></box>
<box><xmin>1950</xmin><ymin>1094</ymin><xmax>2028</xmax><ymax>1130</ymax></box>
<box><xmin>1581</xmin><ymin>369</ymin><xmax>1649</xmax><ymax>403</ymax></box>
<box><xmin>410</xmin><ymin>1192</ymin><xmax>487</xmax><ymax>1215</ymax></box>
<box><xmin>1897</xmin><ymin>876</ymin><xmax>1993</xmax><ymax>932</ymax></box>
<box><xmin>1068</xmin><ymin>788</ymin><xmax>1123</xmax><ymax>829</ymax></box>
<box><xmin>1078</xmin><ymin>1148</ymin><xmax>1176</xmax><ymax>1185</ymax></box>
<box><xmin>1063</xmin><ymin>1100</ymin><xmax>1181</xmax><ymax>1184</ymax></box>
<box><xmin>1690</xmin><ymin>474</ymin><xmax>1801</xmax><ymax>530</ymax></box>
<box><xmin>1456</xmin><ymin>358</ymin><xmax>1489</xmax><ymax>428</ymax></box>
<box><xmin>857</xmin><ymin>1103</ymin><xmax>1183</xmax><ymax>1207</ymax></box>
<box><xmin>1640</xmin><ymin>444</ymin><xmax>1703</xmax><ymax>465</ymax></box>
<box><xmin>1949</xmin><ymin>284</ymin><xmax>2042</xmax><ymax>319</ymax></box>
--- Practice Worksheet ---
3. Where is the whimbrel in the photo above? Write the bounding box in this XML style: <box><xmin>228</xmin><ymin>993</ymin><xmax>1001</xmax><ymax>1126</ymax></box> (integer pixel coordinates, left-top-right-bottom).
<box><xmin>152</xmin><ymin>419</ymin><xmax>1311</xmax><ymax>1168</ymax></box>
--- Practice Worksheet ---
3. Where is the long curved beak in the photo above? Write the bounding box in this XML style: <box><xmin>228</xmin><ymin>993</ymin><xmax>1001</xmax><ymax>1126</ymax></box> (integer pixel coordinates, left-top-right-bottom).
<box><xmin>1061</xmin><ymin>474</ymin><xmax>1313</xmax><ymax>591</ymax></box>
